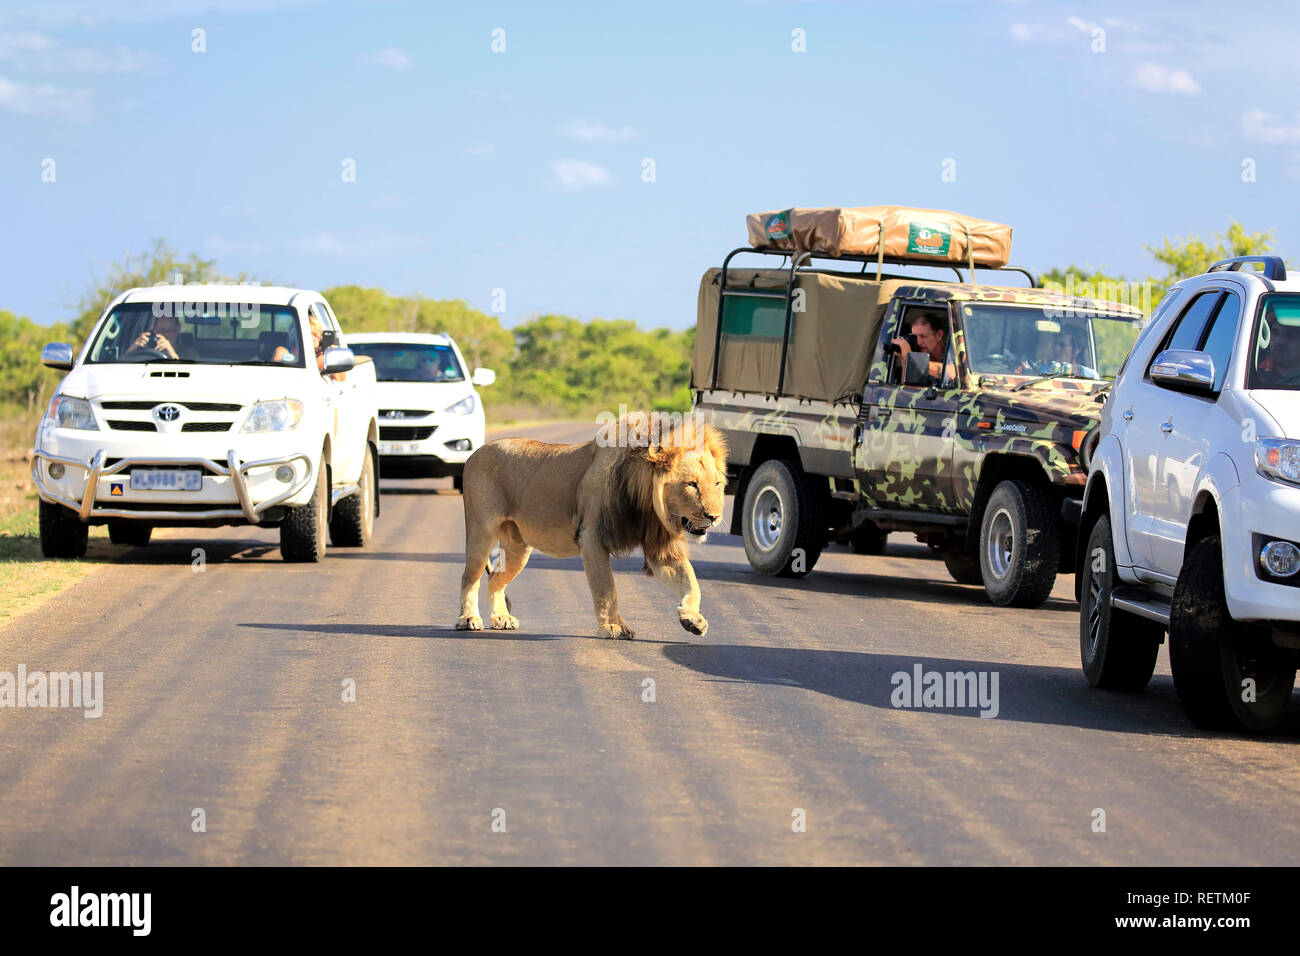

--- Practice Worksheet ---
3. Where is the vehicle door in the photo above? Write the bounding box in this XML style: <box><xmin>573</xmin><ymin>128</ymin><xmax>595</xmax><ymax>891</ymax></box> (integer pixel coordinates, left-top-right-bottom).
<box><xmin>310</xmin><ymin>301</ymin><xmax>355</xmax><ymax>483</ymax></box>
<box><xmin>1143</xmin><ymin>287</ymin><xmax>1241</xmax><ymax>575</ymax></box>
<box><xmin>855</xmin><ymin>300</ymin><xmax>961</xmax><ymax>512</ymax></box>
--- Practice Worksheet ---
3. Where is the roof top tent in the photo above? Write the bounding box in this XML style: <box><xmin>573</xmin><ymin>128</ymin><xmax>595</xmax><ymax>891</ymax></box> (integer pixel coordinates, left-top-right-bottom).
<box><xmin>692</xmin><ymin>205</ymin><xmax>1035</xmax><ymax>404</ymax></box>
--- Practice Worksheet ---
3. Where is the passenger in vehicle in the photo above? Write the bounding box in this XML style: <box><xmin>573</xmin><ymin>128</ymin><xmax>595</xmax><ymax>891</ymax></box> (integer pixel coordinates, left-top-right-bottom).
<box><xmin>1255</xmin><ymin>305</ymin><xmax>1300</xmax><ymax>385</ymax></box>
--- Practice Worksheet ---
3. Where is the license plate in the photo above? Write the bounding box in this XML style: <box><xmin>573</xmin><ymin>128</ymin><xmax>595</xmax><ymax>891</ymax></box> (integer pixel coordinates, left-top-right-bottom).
<box><xmin>130</xmin><ymin>469</ymin><xmax>202</xmax><ymax>491</ymax></box>
<box><xmin>380</xmin><ymin>442</ymin><xmax>420</xmax><ymax>455</ymax></box>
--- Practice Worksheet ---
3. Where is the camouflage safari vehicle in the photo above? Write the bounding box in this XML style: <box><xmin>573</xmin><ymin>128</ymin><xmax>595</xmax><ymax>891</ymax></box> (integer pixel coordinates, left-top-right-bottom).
<box><xmin>692</xmin><ymin>205</ymin><xmax>1145</xmax><ymax>607</ymax></box>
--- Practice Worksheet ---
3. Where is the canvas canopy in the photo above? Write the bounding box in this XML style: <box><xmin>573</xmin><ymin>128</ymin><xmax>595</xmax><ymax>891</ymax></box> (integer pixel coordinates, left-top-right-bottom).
<box><xmin>693</xmin><ymin>268</ymin><xmax>912</xmax><ymax>403</ymax></box>
<box><xmin>747</xmin><ymin>205</ymin><xmax>1012</xmax><ymax>268</ymax></box>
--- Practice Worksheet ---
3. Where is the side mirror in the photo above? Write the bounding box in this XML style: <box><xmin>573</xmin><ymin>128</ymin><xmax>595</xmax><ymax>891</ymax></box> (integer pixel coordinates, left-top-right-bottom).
<box><xmin>1150</xmin><ymin>349</ymin><xmax>1215</xmax><ymax>394</ymax></box>
<box><xmin>903</xmin><ymin>351</ymin><xmax>929</xmax><ymax>386</ymax></box>
<box><xmin>471</xmin><ymin>367</ymin><xmax>496</xmax><ymax>387</ymax></box>
<box><xmin>322</xmin><ymin>346</ymin><xmax>355</xmax><ymax>374</ymax></box>
<box><xmin>42</xmin><ymin>342</ymin><xmax>74</xmax><ymax>371</ymax></box>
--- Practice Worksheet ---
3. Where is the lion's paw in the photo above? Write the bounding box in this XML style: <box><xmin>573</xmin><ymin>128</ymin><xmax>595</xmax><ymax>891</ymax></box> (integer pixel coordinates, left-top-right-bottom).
<box><xmin>679</xmin><ymin>612</ymin><xmax>708</xmax><ymax>636</ymax></box>
<box><xmin>455</xmin><ymin>614</ymin><xmax>483</xmax><ymax>631</ymax></box>
<box><xmin>489</xmin><ymin>612</ymin><xmax>519</xmax><ymax>630</ymax></box>
<box><xmin>598</xmin><ymin>621</ymin><xmax>636</xmax><ymax>640</ymax></box>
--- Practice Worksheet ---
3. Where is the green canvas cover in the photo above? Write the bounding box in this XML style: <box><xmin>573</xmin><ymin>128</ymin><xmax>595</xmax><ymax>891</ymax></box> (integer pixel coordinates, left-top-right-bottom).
<box><xmin>693</xmin><ymin>268</ymin><xmax>910</xmax><ymax>403</ymax></box>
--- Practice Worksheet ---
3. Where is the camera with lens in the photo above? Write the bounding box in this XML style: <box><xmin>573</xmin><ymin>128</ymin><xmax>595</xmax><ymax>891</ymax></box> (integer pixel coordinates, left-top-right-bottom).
<box><xmin>883</xmin><ymin>332</ymin><xmax>919</xmax><ymax>357</ymax></box>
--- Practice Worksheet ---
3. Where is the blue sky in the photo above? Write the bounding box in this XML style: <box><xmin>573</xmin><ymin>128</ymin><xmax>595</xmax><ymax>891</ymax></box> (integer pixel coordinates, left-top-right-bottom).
<box><xmin>1</xmin><ymin>0</ymin><xmax>1297</xmax><ymax>330</ymax></box>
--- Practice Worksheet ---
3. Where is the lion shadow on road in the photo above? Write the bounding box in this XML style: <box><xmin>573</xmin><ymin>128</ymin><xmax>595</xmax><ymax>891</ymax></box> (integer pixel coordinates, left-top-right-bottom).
<box><xmin>237</xmin><ymin>620</ymin><xmax>693</xmax><ymax>645</ymax></box>
<box><xmin>660</xmin><ymin>643</ymin><xmax>1300</xmax><ymax>739</ymax></box>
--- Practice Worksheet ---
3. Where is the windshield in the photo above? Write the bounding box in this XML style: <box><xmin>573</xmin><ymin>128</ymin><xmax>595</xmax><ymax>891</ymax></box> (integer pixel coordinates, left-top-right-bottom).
<box><xmin>960</xmin><ymin>304</ymin><xmax>1141</xmax><ymax>381</ymax></box>
<box><xmin>1247</xmin><ymin>294</ymin><xmax>1300</xmax><ymax>390</ymax></box>
<box><xmin>86</xmin><ymin>301</ymin><xmax>305</xmax><ymax>366</ymax></box>
<box><xmin>348</xmin><ymin>342</ymin><xmax>465</xmax><ymax>382</ymax></box>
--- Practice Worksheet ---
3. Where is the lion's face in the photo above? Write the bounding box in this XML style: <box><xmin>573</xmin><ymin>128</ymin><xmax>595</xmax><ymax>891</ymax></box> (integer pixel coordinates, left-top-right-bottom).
<box><xmin>659</xmin><ymin>445</ymin><xmax>727</xmax><ymax>538</ymax></box>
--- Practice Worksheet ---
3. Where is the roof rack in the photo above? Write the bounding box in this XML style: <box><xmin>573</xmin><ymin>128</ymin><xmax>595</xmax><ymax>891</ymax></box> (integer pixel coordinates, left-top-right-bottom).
<box><xmin>1207</xmin><ymin>256</ymin><xmax>1287</xmax><ymax>281</ymax></box>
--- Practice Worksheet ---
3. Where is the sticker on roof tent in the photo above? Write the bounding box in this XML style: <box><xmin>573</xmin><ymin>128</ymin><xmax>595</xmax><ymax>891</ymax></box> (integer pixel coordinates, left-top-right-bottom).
<box><xmin>765</xmin><ymin>209</ymin><xmax>794</xmax><ymax>241</ymax></box>
<box><xmin>907</xmin><ymin>222</ymin><xmax>951</xmax><ymax>256</ymax></box>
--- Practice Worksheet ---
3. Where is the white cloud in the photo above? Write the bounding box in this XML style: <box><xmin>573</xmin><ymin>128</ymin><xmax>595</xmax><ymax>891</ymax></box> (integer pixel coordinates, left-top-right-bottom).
<box><xmin>1129</xmin><ymin>63</ymin><xmax>1200</xmax><ymax>95</ymax></box>
<box><xmin>360</xmin><ymin>47</ymin><xmax>411</xmax><ymax>71</ymax></box>
<box><xmin>0</xmin><ymin>32</ymin><xmax>150</xmax><ymax>73</ymax></box>
<box><xmin>549</xmin><ymin>159</ymin><xmax>612</xmax><ymax>190</ymax></box>
<box><xmin>1242</xmin><ymin>109</ymin><xmax>1300</xmax><ymax>144</ymax></box>
<box><xmin>0</xmin><ymin>73</ymin><xmax>91</xmax><ymax>119</ymax></box>
<box><xmin>557</xmin><ymin>120</ymin><xmax>642</xmax><ymax>143</ymax></box>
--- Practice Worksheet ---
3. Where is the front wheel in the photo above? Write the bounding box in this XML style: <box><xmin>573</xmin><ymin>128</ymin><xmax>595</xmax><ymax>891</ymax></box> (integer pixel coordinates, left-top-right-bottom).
<box><xmin>1079</xmin><ymin>514</ymin><xmax>1162</xmax><ymax>690</ymax></box>
<box><xmin>329</xmin><ymin>448</ymin><xmax>376</xmax><ymax>547</ymax></box>
<box><xmin>39</xmin><ymin>499</ymin><xmax>88</xmax><ymax>559</ymax></box>
<box><xmin>1169</xmin><ymin>537</ymin><xmax>1296</xmax><ymax>732</ymax></box>
<box><xmin>741</xmin><ymin>459</ymin><xmax>821</xmax><ymax>577</ymax></box>
<box><xmin>281</xmin><ymin>463</ymin><xmax>328</xmax><ymax>562</ymax></box>
<box><xmin>978</xmin><ymin>479</ymin><xmax>1059</xmax><ymax>608</ymax></box>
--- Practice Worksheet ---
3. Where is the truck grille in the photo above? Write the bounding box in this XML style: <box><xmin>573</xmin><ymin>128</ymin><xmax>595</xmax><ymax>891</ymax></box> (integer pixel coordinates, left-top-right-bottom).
<box><xmin>181</xmin><ymin>422</ymin><xmax>233</xmax><ymax>432</ymax></box>
<box><xmin>380</xmin><ymin>425</ymin><xmax>437</xmax><ymax>441</ymax></box>
<box><xmin>106</xmin><ymin>420</ymin><xmax>157</xmax><ymax>432</ymax></box>
<box><xmin>99</xmin><ymin>401</ymin><xmax>242</xmax><ymax>412</ymax></box>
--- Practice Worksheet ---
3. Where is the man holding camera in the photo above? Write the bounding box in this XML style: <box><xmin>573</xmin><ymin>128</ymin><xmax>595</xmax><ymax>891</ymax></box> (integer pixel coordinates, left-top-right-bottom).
<box><xmin>124</xmin><ymin>313</ymin><xmax>198</xmax><ymax>361</ymax></box>
<box><xmin>891</xmin><ymin>310</ymin><xmax>955</xmax><ymax>386</ymax></box>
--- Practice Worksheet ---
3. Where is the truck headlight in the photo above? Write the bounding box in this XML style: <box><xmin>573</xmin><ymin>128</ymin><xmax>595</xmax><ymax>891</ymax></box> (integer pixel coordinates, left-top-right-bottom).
<box><xmin>1256</xmin><ymin>438</ymin><xmax>1300</xmax><ymax>485</ymax></box>
<box><xmin>446</xmin><ymin>395</ymin><xmax>477</xmax><ymax>416</ymax></box>
<box><xmin>47</xmin><ymin>395</ymin><xmax>98</xmax><ymax>431</ymax></box>
<box><xmin>242</xmin><ymin>399</ymin><xmax>304</xmax><ymax>433</ymax></box>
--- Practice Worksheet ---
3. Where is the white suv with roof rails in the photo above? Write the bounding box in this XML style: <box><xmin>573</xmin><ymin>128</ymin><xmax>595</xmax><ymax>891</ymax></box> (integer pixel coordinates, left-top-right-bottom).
<box><xmin>344</xmin><ymin>332</ymin><xmax>494</xmax><ymax>491</ymax></box>
<box><xmin>1077</xmin><ymin>256</ymin><xmax>1300</xmax><ymax>732</ymax></box>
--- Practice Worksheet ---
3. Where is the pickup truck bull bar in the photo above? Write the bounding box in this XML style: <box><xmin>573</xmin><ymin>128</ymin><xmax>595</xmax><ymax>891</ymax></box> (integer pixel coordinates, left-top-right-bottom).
<box><xmin>31</xmin><ymin>448</ymin><xmax>314</xmax><ymax>524</ymax></box>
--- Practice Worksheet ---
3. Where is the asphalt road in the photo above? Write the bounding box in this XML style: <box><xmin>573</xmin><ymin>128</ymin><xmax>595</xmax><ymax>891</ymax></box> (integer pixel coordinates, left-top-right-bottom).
<box><xmin>2</xmin><ymin>420</ymin><xmax>1297</xmax><ymax>865</ymax></box>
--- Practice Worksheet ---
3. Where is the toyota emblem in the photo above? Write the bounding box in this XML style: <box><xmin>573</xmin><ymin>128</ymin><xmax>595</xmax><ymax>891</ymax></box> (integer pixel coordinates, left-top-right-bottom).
<box><xmin>154</xmin><ymin>404</ymin><xmax>182</xmax><ymax>422</ymax></box>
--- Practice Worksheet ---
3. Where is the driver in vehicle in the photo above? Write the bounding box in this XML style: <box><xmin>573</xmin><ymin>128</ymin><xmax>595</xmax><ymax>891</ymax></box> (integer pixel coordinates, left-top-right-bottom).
<box><xmin>1051</xmin><ymin>327</ymin><xmax>1098</xmax><ymax>378</ymax></box>
<box><xmin>123</xmin><ymin>314</ymin><xmax>198</xmax><ymax>361</ymax></box>
<box><xmin>415</xmin><ymin>350</ymin><xmax>458</xmax><ymax>381</ymax></box>
<box><xmin>892</xmin><ymin>310</ymin><xmax>955</xmax><ymax>385</ymax></box>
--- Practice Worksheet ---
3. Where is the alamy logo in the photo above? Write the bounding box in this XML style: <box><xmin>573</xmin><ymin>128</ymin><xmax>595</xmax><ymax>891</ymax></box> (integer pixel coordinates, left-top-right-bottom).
<box><xmin>0</xmin><ymin>665</ymin><xmax>104</xmax><ymax>718</ymax></box>
<box><xmin>50</xmin><ymin>886</ymin><xmax>151</xmax><ymax>936</ymax></box>
<box><xmin>890</xmin><ymin>664</ymin><xmax>999</xmax><ymax>718</ymax></box>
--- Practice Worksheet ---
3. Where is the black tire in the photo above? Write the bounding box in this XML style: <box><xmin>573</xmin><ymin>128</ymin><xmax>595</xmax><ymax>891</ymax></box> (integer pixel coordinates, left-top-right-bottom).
<box><xmin>1169</xmin><ymin>537</ymin><xmax>1296</xmax><ymax>732</ymax></box>
<box><xmin>452</xmin><ymin>470</ymin><xmax>464</xmax><ymax>493</ymax></box>
<box><xmin>329</xmin><ymin>447</ymin><xmax>375</xmax><ymax>547</ymax></box>
<box><xmin>978</xmin><ymin>479</ymin><xmax>1059</xmax><ymax>608</ymax></box>
<box><xmin>741</xmin><ymin>459</ymin><xmax>822</xmax><ymax>577</ymax></box>
<box><xmin>850</xmin><ymin>521</ymin><xmax>887</xmax><ymax>555</ymax></box>
<box><xmin>1079</xmin><ymin>514</ymin><xmax>1162</xmax><ymax>690</ymax></box>
<box><xmin>107</xmin><ymin>520</ymin><xmax>152</xmax><ymax>547</ymax></box>
<box><xmin>280</xmin><ymin>463</ymin><xmax>328</xmax><ymax>562</ymax></box>
<box><xmin>943</xmin><ymin>552</ymin><xmax>984</xmax><ymax>585</ymax></box>
<box><xmin>39</xmin><ymin>499</ymin><xmax>88</xmax><ymax>559</ymax></box>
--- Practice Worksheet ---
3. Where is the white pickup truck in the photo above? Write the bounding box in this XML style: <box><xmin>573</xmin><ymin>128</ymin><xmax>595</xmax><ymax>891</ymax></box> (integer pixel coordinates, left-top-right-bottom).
<box><xmin>33</xmin><ymin>284</ymin><xmax>380</xmax><ymax>562</ymax></box>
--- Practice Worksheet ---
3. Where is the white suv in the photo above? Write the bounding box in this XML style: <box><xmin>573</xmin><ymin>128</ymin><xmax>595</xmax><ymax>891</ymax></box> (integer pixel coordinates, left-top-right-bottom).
<box><xmin>344</xmin><ymin>333</ymin><xmax>494</xmax><ymax>491</ymax></box>
<box><xmin>1077</xmin><ymin>256</ymin><xmax>1300</xmax><ymax>732</ymax></box>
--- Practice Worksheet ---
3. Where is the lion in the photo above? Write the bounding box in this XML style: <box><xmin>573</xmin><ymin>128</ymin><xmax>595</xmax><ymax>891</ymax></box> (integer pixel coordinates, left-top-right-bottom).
<box><xmin>455</xmin><ymin>412</ymin><xmax>727</xmax><ymax>639</ymax></box>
